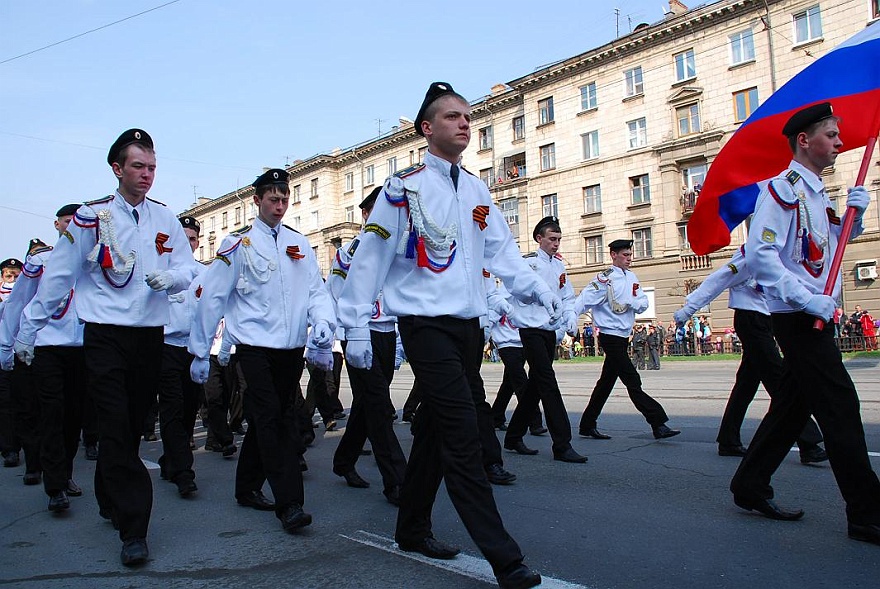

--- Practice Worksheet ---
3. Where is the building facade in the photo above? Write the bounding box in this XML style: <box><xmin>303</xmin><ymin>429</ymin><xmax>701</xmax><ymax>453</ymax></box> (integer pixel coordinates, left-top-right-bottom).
<box><xmin>183</xmin><ymin>0</ymin><xmax>880</xmax><ymax>330</ymax></box>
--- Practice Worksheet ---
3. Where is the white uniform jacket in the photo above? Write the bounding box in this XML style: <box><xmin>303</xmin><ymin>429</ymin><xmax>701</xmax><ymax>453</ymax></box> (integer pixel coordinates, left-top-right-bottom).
<box><xmin>681</xmin><ymin>247</ymin><xmax>768</xmax><ymax>316</ymax></box>
<box><xmin>165</xmin><ymin>263</ymin><xmax>206</xmax><ymax>348</ymax></box>
<box><xmin>575</xmin><ymin>265</ymin><xmax>649</xmax><ymax>338</ymax></box>
<box><xmin>327</xmin><ymin>235</ymin><xmax>396</xmax><ymax>337</ymax></box>
<box><xmin>507</xmin><ymin>249</ymin><xmax>574</xmax><ymax>330</ymax></box>
<box><xmin>188</xmin><ymin>217</ymin><xmax>336</xmax><ymax>359</ymax></box>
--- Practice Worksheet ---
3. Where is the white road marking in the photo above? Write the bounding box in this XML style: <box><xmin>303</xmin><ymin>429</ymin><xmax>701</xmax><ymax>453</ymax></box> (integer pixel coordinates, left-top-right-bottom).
<box><xmin>788</xmin><ymin>447</ymin><xmax>880</xmax><ymax>458</ymax></box>
<box><xmin>341</xmin><ymin>529</ymin><xmax>592</xmax><ymax>589</ymax></box>
<box><xmin>141</xmin><ymin>458</ymin><xmax>160</xmax><ymax>469</ymax></box>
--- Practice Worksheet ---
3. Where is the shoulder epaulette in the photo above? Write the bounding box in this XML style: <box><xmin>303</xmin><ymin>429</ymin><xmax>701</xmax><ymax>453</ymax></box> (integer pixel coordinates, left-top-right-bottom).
<box><xmin>394</xmin><ymin>163</ymin><xmax>425</xmax><ymax>179</ymax></box>
<box><xmin>767</xmin><ymin>180</ymin><xmax>798</xmax><ymax>210</ymax></box>
<box><xmin>73</xmin><ymin>204</ymin><xmax>99</xmax><ymax>228</ymax></box>
<box><xmin>145</xmin><ymin>196</ymin><xmax>167</xmax><ymax>207</ymax></box>
<box><xmin>230</xmin><ymin>225</ymin><xmax>251</xmax><ymax>237</ymax></box>
<box><xmin>282</xmin><ymin>224</ymin><xmax>300</xmax><ymax>234</ymax></box>
<box><xmin>85</xmin><ymin>195</ymin><xmax>113</xmax><ymax>206</ymax></box>
<box><xmin>597</xmin><ymin>268</ymin><xmax>613</xmax><ymax>283</ymax></box>
<box><xmin>554</xmin><ymin>253</ymin><xmax>563</xmax><ymax>260</ymax></box>
<box><xmin>214</xmin><ymin>238</ymin><xmax>242</xmax><ymax>266</ymax></box>
<box><xmin>523</xmin><ymin>252</ymin><xmax>538</xmax><ymax>259</ymax></box>
<box><xmin>727</xmin><ymin>263</ymin><xmax>739</xmax><ymax>274</ymax></box>
<box><xmin>600</xmin><ymin>268</ymin><xmax>614</xmax><ymax>277</ymax></box>
<box><xmin>785</xmin><ymin>170</ymin><xmax>801</xmax><ymax>185</ymax></box>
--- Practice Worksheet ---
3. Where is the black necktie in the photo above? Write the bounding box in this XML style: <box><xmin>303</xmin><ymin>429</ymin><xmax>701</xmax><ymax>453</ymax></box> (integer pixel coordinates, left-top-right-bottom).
<box><xmin>450</xmin><ymin>164</ymin><xmax>459</xmax><ymax>191</ymax></box>
<box><xmin>132</xmin><ymin>209</ymin><xmax>139</xmax><ymax>224</ymax></box>
<box><xmin>271</xmin><ymin>228</ymin><xmax>278</xmax><ymax>242</ymax></box>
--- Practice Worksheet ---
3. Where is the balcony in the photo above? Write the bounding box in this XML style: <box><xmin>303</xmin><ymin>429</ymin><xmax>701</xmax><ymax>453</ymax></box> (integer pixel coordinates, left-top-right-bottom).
<box><xmin>680</xmin><ymin>253</ymin><xmax>712</xmax><ymax>271</ymax></box>
<box><xmin>681</xmin><ymin>185</ymin><xmax>700</xmax><ymax>216</ymax></box>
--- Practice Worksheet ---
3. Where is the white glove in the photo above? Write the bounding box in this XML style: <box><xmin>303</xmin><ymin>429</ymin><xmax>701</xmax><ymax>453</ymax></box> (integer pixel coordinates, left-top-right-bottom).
<box><xmin>305</xmin><ymin>346</ymin><xmax>334</xmax><ymax>371</ymax></box>
<box><xmin>673</xmin><ymin>308</ymin><xmax>690</xmax><ymax>327</ymax></box>
<box><xmin>0</xmin><ymin>345</ymin><xmax>14</xmax><ymax>371</ymax></box>
<box><xmin>495</xmin><ymin>299</ymin><xmax>513</xmax><ymax>317</ymax></box>
<box><xmin>345</xmin><ymin>328</ymin><xmax>373</xmax><ymax>370</ymax></box>
<box><xmin>145</xmin><ymin>270</ymin><xmax>175</xmax><ymax>292</ymax></box>
<box><xmin>190</xmin><ymin>357</ymin><xmax>210</xmax><ymax>384</ymax></box>
<box><xmin>13</xmin><ymin>338</ymin><xmax>34</xmax><ymax>366</ymax></box>
<box><xmin>802</xmin><ymin>294</ymin><xmax>835</xmax><ymax>322</ymax></box>
<box><xmin>847</xmin><ymin>186</ymin><xmax>870</xmax><ymax>217</ymax></box>
<box><xmin>563</xmin><ymin>310</ymin><xmax>578</xmax><ymax>335</ymax></box>
<box><xmin>217</xmin><ymin>344</ymin><xmax>231</xmax><ymax>367</ymax></box>
<box><xmin>538</xmin><ymin>291</ymin><xmax>563</xmax><ymax>325</ymax></box>
<box><xmin>309</xmin><ymin>320</ymin><xmax>333</xmax><ymax>349</ymax></box>
<box><xmin>483</xmin><ymin>326</ymin><xmax>491</xmax><ymax>344</ymax></box>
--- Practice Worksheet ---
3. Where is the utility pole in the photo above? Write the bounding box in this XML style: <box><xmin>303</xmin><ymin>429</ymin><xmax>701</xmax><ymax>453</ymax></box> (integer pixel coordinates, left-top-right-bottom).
<box><xmin>615</xmin><ymin>7</ymin><xmax>620</xmax><ymax>37</ymax></box>
<box><xmin>376</xmin><ymin>117</ymin><xmax>386</xmax><ymax>135</ymax></box>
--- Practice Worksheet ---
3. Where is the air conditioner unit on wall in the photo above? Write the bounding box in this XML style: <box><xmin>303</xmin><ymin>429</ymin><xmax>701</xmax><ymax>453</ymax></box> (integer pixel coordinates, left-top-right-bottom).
<box><xmin>857</xmin><ymin>265</ymin><xmax>878</xmax><ymax>281</ymax></box>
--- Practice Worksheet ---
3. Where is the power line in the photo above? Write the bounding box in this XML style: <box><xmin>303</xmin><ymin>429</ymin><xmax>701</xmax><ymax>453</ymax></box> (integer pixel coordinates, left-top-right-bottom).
<box><xmin>0</xmin><ymin>0</ymin><xmax>184</xmax><ymax>66</ymax></box>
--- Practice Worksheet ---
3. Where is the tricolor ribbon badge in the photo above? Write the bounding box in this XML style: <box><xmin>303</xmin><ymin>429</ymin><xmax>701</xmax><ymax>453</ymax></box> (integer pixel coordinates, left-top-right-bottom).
<box><xmin>155</xmin><ymin>233</ymin><xmax>173</xmax><ymax>255</ymax></box>
<box><xmin>472</xmin><ymin>205</ymin><xmax>489</xmax><ymax>230</ymax></box>
<box><xmin>286</xmin><ymin>245</ymin><xmax>305</xmax><ymax>260</ymax></box>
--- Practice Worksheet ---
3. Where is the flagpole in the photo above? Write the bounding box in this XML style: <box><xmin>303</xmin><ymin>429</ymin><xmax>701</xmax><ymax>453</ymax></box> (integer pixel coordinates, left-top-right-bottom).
<box><xmin>814</xmin><ymin>135</ymin><xmax>879</xmax><ymax>330</ymax></box>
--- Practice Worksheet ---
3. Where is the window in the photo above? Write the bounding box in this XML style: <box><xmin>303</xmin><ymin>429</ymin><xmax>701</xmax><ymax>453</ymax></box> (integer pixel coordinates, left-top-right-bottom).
<box><xmin>583</xmin><ymin>184</ymin><xmax>602</xmax><ymax>214</ymax></box>
<box><xmin>387</xmin><ymin>156</ymin><xmax>397</xmax><ymax>176</ymax></box>
<box><xmin>345</xmin><ymin>205</ymin><xmax>354</xmax><ymax>223</ymax></box>
<box><xmin>676</xmin><ymin>104</ymin><xmax>701</xmax><ymax>136</ymax></box>
<box><xmin>539</xmin><ymin>144</ymin><xmax>556</xmax><ymax>171</ymax></box>
<box><xmin>345</xmin><ymin>172</ymin><xmax>354</xmax><ymax>192</ymax></box>
<box><xmin>311</xmin><ymin>211</ymin><xmax>320</xmax><ymax>229</ymax></box>
<box><xmin>674</xmin><ymin>49</ymin><xmax>696</xmax><ymax>82</ymax></box>
<box><xmin>538</xmin><ymin>97</ymin><xmax>554</xmax><ymax>125</ymax></box>
<box><xmin>624</xmin><ymin>66</ymin><xmax>644</xmax><ymax>97</ymax></box>
<box><xmin>582</xmin><ymin>131</ymin><xmax>600</xmax><ymax>160</ymax></box>
<box><xmin>209</xmin><ymin>242</ymin><xmax>214</xmax><ymax>257</ymax></box>
<box><xmin>682</xmin><ymin>163</ymin><xmax>707</xmax><ymax>191</ymax></box>
<box><xmin>234</xmin><ymin>206</ymin><xmax>241</xmax><ymax>226</ymax></box>
<box><xmin>479</xmin><ymin>126</ymin><xmax>493</xmax><ymax>150</ymax></box>
<box><xmin>293</xmin><ymin>184</ymin><xmax>301</xmax><ymax>203</ymax></box>
<box><xmin>733</xmin><ymin>87</ymin><xmax>759</xmax><ymax>122</ymax></box>
<box><xmin>210</xmin><ymin>216</ymin><xmax>215</xmax><ymax>230</ymax></box>
<box><xmin>793</xmin><ymin>5</ymin><xmax>822</xmax><ymax>44</ymax></box>
<box><xmin>627</xmin><ymin>118</ymin><xmax>647</xmax><ymax>149</ymax></box>
<box><xmin>199</xmin><ymin>246</ymin><xmax>204</xmax><ymax>262</ymax></box>
<box><xmin>632</xmin><ymin>228</ymin><xmax>653</xmax><ymax>258</ymax></box>
<box><xmin>678</xmin><ymin>225</ymin><xmax>690</xmax><ymax>250</ymax></box>
<box><xmin>479</xmin><ymin>167</ymin><xmax>495</xmax><ymax>187</ymax></box>
<box><xmin>310</xmin><ymin>178</ymin><xmax>318</xmax><ymax>198</ymax></box>
<box><xmin>503</xmin><ymin>153</ymin><xmax>526</xmax><ymax>179</ymax></box>
<box><xmin>730</xmin><ymin>30</ymin><xmax>755</xmax><ymax>65</ymax></box>
<box><xmin>499</xmin><ymin>197</ymin><xmax>519</xmax><ymax>239</ymax></box>
<box><xmin>541</xmin><ymin>194</ymin><xmax>558</xmax><ymax>218</ymax></box>
<box><xmin>875</xmin><ymin>0</ymin><xmax>880</xmax><ymax>18</ymax></box>
<box><xmin>418</xmin><ymin>147</ymin><xmax>427</xmax><ymax>162</ymax></box>
<box><xmin>249</xmin><ymin>203</ymin><xmax>256</xmax><ymax>219</ymax></box>
<box><xmin>631</xmin><ymin>174</ymin><xmax>650</xmax><ymax>204</ymax></box>
<box><xmin>585</xmin><ymin>236</ymin><xmax>604</xmax><ymax>265</ymax></box>
<box><xmin>221</xmin><ymin>211</ymin><xmax>228</xmax><ymax>228</ymax></box>
<box><xmin>512</xmin><ymin>116</ymin><xmax>525</xmax><ymax>141</ymax></box>
<box><xmin>293</xmin><ymin>216</ymin><xmax>301</xmax><ymax>230</ymax></box>
<box><xmin>409</xmin><ymin>150</ymin><xmax>416</xmax><ymax>166</ymax></box>
<box><xmin>365</xmin><ymin>165</ymin><xmax>375</xmax><ymax>186</ymax></box>
<box><xmin>580</xmin><ymin>82</ymin><xmax>598</xmax><ymax>111</ymax></box>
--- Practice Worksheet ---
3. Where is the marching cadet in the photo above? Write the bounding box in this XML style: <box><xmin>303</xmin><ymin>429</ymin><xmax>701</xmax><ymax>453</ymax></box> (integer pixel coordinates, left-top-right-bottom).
<box><xmin>0</xmin><ymin>204</ymin><xmax>89</xmax><ymax>512</ymax></box>
<box><xmin>493</xmin><ymin>216</ymin><xmax>586</xmax><ymax>463</ymax></box>
<box><xmin>730</xmin><ymin>103</ymin><xmax>880</xmax><ymax>544</ymax></box>
<box><xmin>337</xmin><ymin>82</ymin><xmax>554</xmax><ymax>589</ymax></box>
<box><xmin>575</xmin><ymin>239</ymin><xmax>681</xmax><ymax>440</ymax></box>
<box><xmin>156</xmin><ymin>216</ymin><xmax>204</xmax><ymax>498</ymax></box>
<box><xmin>188</xmin><ymin>168</ymin><xmax>336</xmax><ymax>534</ymax></box>
<box><xmin>14</xmin><ymin>129</ymin><xmax>199</xmax><ymax>566</ymax></box>
<box><xmin>0</xmin><ymin>258</ymin><xmax>22</xmax><ymax>467</ymax></box>
<box><xmin>326</xmin><ymin>185</ymin><xmax>407</xmax><ymax>505</ymax></box>
<box><xmin>673</xmin><ymin>246</ymin><xmax>827</xmax><ymax>461</ymax></box>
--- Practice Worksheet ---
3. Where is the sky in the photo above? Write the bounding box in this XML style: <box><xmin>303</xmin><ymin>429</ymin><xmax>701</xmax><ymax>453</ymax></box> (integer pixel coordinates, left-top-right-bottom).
<box><xmin>0</xmin><ymin>0</ymin><xmax>674</xmax><ymax>256</ymax></box>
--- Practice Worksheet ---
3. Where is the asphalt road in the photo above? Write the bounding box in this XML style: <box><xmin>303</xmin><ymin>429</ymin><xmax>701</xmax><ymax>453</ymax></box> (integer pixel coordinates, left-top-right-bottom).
<box><xmin>1</xmin><ymin>356</ymin><xmax>879</xmax><ymax>588</ymax></box>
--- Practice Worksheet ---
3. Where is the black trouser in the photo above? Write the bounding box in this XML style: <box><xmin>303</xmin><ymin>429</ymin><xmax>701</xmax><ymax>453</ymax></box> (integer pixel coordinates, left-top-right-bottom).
<box><xmin>84</xmin><ymin>323</ymin><xmax>163</xmax><ymax>542</ymax></box>
<box><xmin>80</xmin><ymin>385</ymin><xmax>99</xmax><ymax>447</ymax></box>
<box><xmin>633</xmin><ymin>346</ymin><xmax>646</xmax><ymax>370</ymax></box>
<box><xmin>731</xmin><ymin>313</ymin><xmax>880</xmax><ymax>525</ymax></box>
<box><xmin>327</xmin><ymin>351</ymin><xmax>345</xmax><ymax>415</ymax></box>
<box><xmin>304</xmin><ymin>364</ymin><xmax>337</xmax><ymax>424</ymax></box>
<box><xmin>648</xmin><ymin>347</ymin><xmax>660</xmax><ymax>369</ymax></box>
<box><xmin>717</xmin><ymin>310</ymin><xmax>823</xmax><ymax>450</ymax></box>
<box><xmin>11</xmin><ymin>358</ymin><xmax>41</xmax><ymax>473</ymax></box>
<box><xmin>490</xmin><ymin>346</ymin><xmax>542</xmax><ymax>429</ymax></box>
<box><xmin>204</xmin><ymin>355</ymin><xmax>235</xmax><ymax>447</ymax></box>
<box><xmin>32</xmin><ymin>346</ymin><xmax>85</xmax><ymax>494</ymax></box>
<box><xmin>143</xmin><ymin>393</ymin><xmax>158</xmax><ymax>437</ymax></box>
<box><xmin>396</xmin><ymin>316</ymin><xmax>523</xmax><ymax>576</ymax></box>
<box><xmin>234</xmin><ymin>345</ymin><xmax>306</xmax><ymax>515</ymax></box>
<box><xmin>403</xmin><ymin>382</ymin><xmax>421</xmax><ymax>417</ymax></box>
<box><xmin>158</xmin><ymin>344</ymin><xmax>200</xmax><ymax>483</ymax></box>
<box><xmin>0</xmin><ymin>369</ymin><xmax>20</xmax><ymax>456</ymax></box>
<box><xmin>505</xmin><ymin>329</ymin><xmax>573</xmax><ymax>454</ymax></box>
<box><xmin>334</xmin><ymin>331</ymin><xmax>406</xmax><ymax>489</ymax></box>
<box><xmin>580</xmin><ymin>332</ymin><xmax>668</xmax><ymax>430</ymax></box>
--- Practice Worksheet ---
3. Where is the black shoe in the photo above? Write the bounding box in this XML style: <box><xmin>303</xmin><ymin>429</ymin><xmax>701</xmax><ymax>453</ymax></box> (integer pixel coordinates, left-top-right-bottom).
<box><xmin>398</xmin><ymin>537</ymin><xmax>460</xmax><ymax>559</ymax></box>
<box><xmin>401</xmin><ymin>413</ymin><xmax>414</xmax><ymax>423</ymax></box>
<box><xmin>718</xmin><ymin>444</ymin><xmax>748</xmax><ymax>457</ymax></box>
<box><xmin>336</xmin><ymin>468</ymin><xmax>370</xmax><ymax>488</ymax></box>
<box><xmin>553</xmin><ymin>447</ymin><xmax>588</xmax><ymax>463</ymax></box>
<box><xmin>23</xmin><ymin>471</ymin><xmax>41</xmax><ymax>485</ymax></box>
<box><xmin>66</xmin><ymin>479</ymin><xmax>83</xmax><ymax>497</ymax></box>
<box><xmin>175</xmin><ymin>478</ymin><xmax>198</xmax><ymax>498</ymax></box>
<box><xmin>800</xmin><ymin>446</ymin><xmax>829</xmax><ymax>464</ymax></box>
<box><xmin>48</xmin><ymin>491</ymin><xmax>70</xmax><ymax>512</ymax></box>
<box><xmin>143</xmin><ymin>432</ymin><xmax>158</xmax><ymax>442</ymax></box>
<box><xmin>3</xmin><ymin>451</ymin><xmax>20</xmax><ymax>467</ymax></box>
<box><xmin>333</xmin><ymin>411</ymin><xmax>347</xmax><ymax>420</ymax></box>
<box><xmin>653</xmin><ymin>424</ymin><xmax>681</xmax><ymax>439</ymax></box>
<box><xmin>495</xmin><ymin>422</ymin><xmax>508</xmax><ymax>431</ymax></box>
<box><xmin>529</xmin><ymin>425</ymin><xmax>548</xmax><ymax>436</ymax></box>
<box><xmin>84</xmin><ymin>445</ymin><xmax>98</xmax><ymax>461</ymax></box>
<box><xmin>384</xmin><ymin>485</ymin><xmax>401</xmax><ymax>507</ymax></box>
<box><xmin>848</xmin><ymin>522</ymin><xmax>880</xmax><ymax>545</ymax></box>
<box><xmin>734</xmin><ymin>496</ymin><xmax>804</xmax><ymax>521</ymax></box>
<box><xmin>121</xmin><ymin>538</ymin><xmax>149</xmax><ymax>567</ymax></box>
<box><xmin>232</xmin><ymin>426</ymin><xmax>247</xmax><ymax>435</ymax></box>
<box><xmin>221</xmin><ymin>443</ymin><xmax>238</xmax><ymax>457</ymax></box>
<box><xmin>504</xmin><ymin>439</ymin><xmax>539</xmax><ymax>455</ymax></box>
<box><xmin>497</xmin><ymin>563</ymin><xmax>542</xmax><ymax>589</ymax></box>
<box><xmin>280</xmin><ymin>504</ymin><xmax>312</xmax><ymax>532</ymax></box>
<box><xmin>236</xmin><ymin>490</ymin><xmax>275</xmax><ymax>511</ymax></box>
<box><xmin>189</xmin><ymin>437</ymin><xmax>196</xmax><ymax>450</ymax></box>
<box><xmin>204</xmin><ymin>442</ymin><xmax>223</xmax><ymax>452</ymax></box>
<box><xmin>485</xmin><ymin>462</ymin><xmax>517</xmax><ymax>485</ymax></box>
<box><xmin>579</xmin><ymin>427</ymin><xmax>611</xmax><ymax>440</ymax></box>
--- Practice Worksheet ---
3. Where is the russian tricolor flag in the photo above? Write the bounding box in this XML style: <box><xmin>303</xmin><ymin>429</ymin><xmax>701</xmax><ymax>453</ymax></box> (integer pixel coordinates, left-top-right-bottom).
<box><xmin>689</xmin><ymin>21</ymin><xmax>880</xmax><ymax>255</ymax></box>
